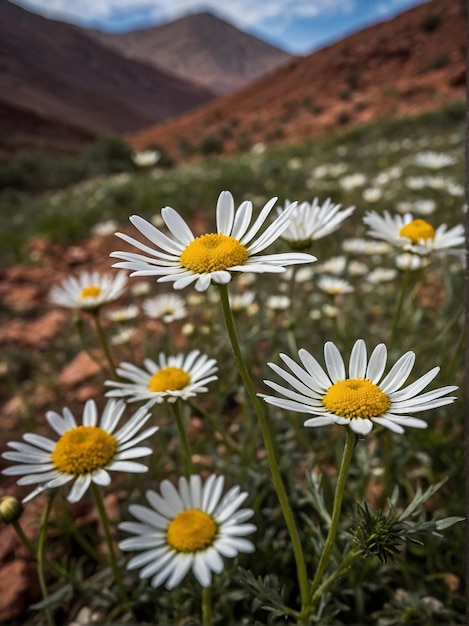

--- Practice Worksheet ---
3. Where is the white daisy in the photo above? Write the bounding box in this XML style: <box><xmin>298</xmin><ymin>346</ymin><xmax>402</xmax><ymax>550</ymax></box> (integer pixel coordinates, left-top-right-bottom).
<box><xmin>342</xmin><ymin>238</ymin><xmax>393</xmax><ymax>256</ymax></box>
<box><xmin>261</xmin><ymin>339</ymin><xmax>457</xmax><ymax>436</ymax></box>
<box><xmin>363</xmin><ymin>211</ymin><xmax>465</xmax><ymax>256</ymax></box>
<box><xmin>278</xmin><ymin>198</ymin><xmax>355</xmax><ymax>250</ymax></box>
<box><xmin>413</xmin><ymin>151</ymin><xmax>457</xmax><ymax>169</ymax></box>
<box><xmin>118</xmin><ymin>474</ymin><xmax>256</xmax><ymax>589</ymax></box>
<box><xmin>49</xmin><ymin>270</ymin><xmax>128</xmax><ymax>310</ymax></box>
<box><xmin>106</xmin><ymin>304</ymin><xmax>139</xmax><ymax>322</ymax></box>
<box><xmin>366</xmin><ymin>268</ymin><xmax>398</xmax><ymax>284</ymax></box>
<box><xmin>394</xmin><ymin>253</ymin><xmax>430</xmax><ymax>271</ymax></box>
<box><xmin>2</xmin><ymin>400</ymin><xmax>157</xmax><ymax>503</ymax></box>
<box><xmin>339</xmin><ymin>173</ymin><xmax>367</xmax><ymax>190</ymax></box>
<box><xmin>265</xmin><ymin>295</ymin><xmax>291</xmax><ymax>311</ymax></box>
<box><xmin>110</xmin><ymin>191</ymin><xmax>316</xmax><ymax>292</ymax></box>
<box><xmin>228</xmin><ymin>291</ymin><xmax>256</xmax><ymax>312</ymax></box>
<box><xmin>143</xmin><ymin>293</ymin><xmax>187</xmax><ymax>323</ymax></box>
<box><xmin>317</xmin><ymin>276</ymin><xmax>354</xmax><ymax>295</ymax></box>
<box><xmin>132</xmin><ymin>150</ymin><xmax>160</xmax><ymax>168</ymax></box>
<box><xmin>105</xmin><ymin>350</ymin><xmax>218</xmax><ymax>407</ymax></box>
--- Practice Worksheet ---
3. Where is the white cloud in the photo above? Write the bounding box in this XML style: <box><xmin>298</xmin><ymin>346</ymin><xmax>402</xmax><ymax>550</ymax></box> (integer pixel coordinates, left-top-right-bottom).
<box><xmin>13</xmin><ymin>0</ymin><xmax>356</xmax><ymax>31</ymax></box>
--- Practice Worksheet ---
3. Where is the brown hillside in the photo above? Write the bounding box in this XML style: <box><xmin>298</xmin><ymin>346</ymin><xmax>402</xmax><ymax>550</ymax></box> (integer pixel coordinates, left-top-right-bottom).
<box><xmin>91</xmin><ymin>11</ymin><xmax>293</xmax><ymax>95</ymax></box>
<box><xmin>0</xmin><ymin>0</ymin><xmax>214</xmax><ymax>154</ymax></box>
<box><xmin>130</xmin><ymin>0</ymin><xmax>466</xmax><ymax>159</ymax></box>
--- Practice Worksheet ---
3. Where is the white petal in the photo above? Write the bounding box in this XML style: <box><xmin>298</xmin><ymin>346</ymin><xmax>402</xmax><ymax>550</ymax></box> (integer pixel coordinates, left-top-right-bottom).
<box><xmin>366</xmin><ymin>344</ymin><xmax>387</xmax><ymax>383</ymax></box>
<box><xmin>67</xmin><ymin>475</ymin><xmax>91</xmax><ymax>502</ymax></box>
<box><xmin>192</xmin><ymin>552</ymin><xmax>212</xmax><ymax>587</ymax></box>
<box><xmin>349</xmin><ymin>340</ymin><xmax>367</xmax><ymax>379</ymax></box>
<box><xmin>324</xmin><ymin>342</ymin><xmax>346</xmax><ymax>382</ymax></box>
<box><xmin>216</xmin><ymin>191</ymin><xmax>235</xmax><ymax>235</ymax></box>
<box><xmin>380</xmin><ymin>351</ymin><xmax>415</xmax><ymax>393</ymax></box>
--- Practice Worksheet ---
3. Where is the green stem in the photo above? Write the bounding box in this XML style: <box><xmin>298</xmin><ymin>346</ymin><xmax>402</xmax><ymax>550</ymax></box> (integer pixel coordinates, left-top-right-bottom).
<box><xmin>217</xmin><ymin>284</ymin><xmax>310</xmax><ymax>618</ymax></box>
<box><xmin>12</xmin><ymin>520</ymin><xmax>67</xmax><ymax>579</ymax></box>
<box><xmin>311</xmin><ymin>548</ymin><xmax>362</xmax><ymax>604</ymax></box>
<box><xmin>389</xmin><ymin>268</ymin><xmax>411</xmax><ymax>350</ymax></box>
<box><xmin>90</xmin><ymin>483</ymin><xmax>129</xmax><ymax>608</ymax></box>
<box><xmin>170</xmin><ymin>401</ymin><xmax>195</xmax><ymax>476</ymax></box>
<box><xmin>310</xmin><ymin>429</ymin><xmax>356</xmax><ymax>598</ymax></box>
<box><xmin>202</xmin><ymin>586</ymin><xmax>212</xmax><ymax>626</ymax></box>
<box><xmin>90</xmin><ymin>309</ymin><xmax>117</xmax><ymax>377</ymax></box>
<box><xmin>36</xmin><ymin>494</ymin><xmax>55</xmax><ymax>626</ymax></box>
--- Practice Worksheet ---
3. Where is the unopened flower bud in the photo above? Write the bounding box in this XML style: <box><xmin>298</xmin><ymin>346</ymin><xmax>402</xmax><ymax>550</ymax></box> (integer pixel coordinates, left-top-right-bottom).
<box><xmin>0</xmin><ymin>496</ymin><xmax>23</xmax><ymax>524</ymax></box>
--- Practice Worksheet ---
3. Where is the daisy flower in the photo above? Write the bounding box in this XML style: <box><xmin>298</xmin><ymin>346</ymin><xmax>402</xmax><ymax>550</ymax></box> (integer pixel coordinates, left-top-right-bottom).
<box><xmin>143</xmin><ymin>293</ymin><xmax>187</xmax><ymax>323</ymax></box>
<box><xmin>110</xmin><ymin>190</ymin><xmax>316</xmax><ymax>292</ymax></box>
<box><xmin>49</xmin><ymin>270</ymin><xmax>128</xmax><ymax>310</ymax></box>
<box><xmin>261</xmin><ymin>339</ymin><xmax>457</xmax><ymax>436</ymax></box>
<box><xmin>106</xmin><ymin>304</ymin><xmax>139</xmax><ymax>322</ymax></box>
<box><xmin>278</xmin><ymin>198</ymin><xmax>355</xmax><ymax>250</ymax></box>
<box><xmin>118</xmin><ymin>474</ymin><xmax>256</xmax><ymax>589</ymax></box>
<box><xmin>132</xmin><ymin>150</ymin><xmax>160</xmax><ymax>168</ymax></box>
<box><xmin>105</xmin><ymin>350</ymin><xmax>218</xmax><ymax>407</ymax></box>
<box><xmin>413</xmin><ymin>151</ymin><xmax>457</xmax><ymax>169</ymax></box>
<box><xmin>317</xmin><ymin>276</ymin><xmax>354</xmax><ymax>295</ymax></box>
<box><xmin>2</xmin><ymin>400</ymin><xmax>157</xmax><ymax>503</ymax></box>
<box><xmin>363</xmin><ymin>211</ymin><xmax>465</xmax><ymax>256</ymax></box>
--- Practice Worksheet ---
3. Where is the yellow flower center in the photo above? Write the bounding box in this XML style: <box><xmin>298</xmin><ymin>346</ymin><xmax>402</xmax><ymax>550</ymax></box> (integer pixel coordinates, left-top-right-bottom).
<box><xmin>322</xmin><ymin>378</ymin><xmax>390</xmax><ymax>419</ymax></box>
<box><xmin>148</xmin><ymin>367</ymin><xmax>190</xmax><ymax>392</ymax></box>
<box><xmin>167</xmin><ymin>509</ymin><xmax>217</xmax><ymax>552</ymax></box>
<box><xmin>51</xmin><ymin>426</ymin><xmax>117</xmax><ymax>474</ymax></box>
<box><xmin>399</xmin><ymin>219</ymin><xmax>435</xmax><ymax>244</ymax></box>
<box><xmin>180</xmin><ymin>233</ymin><xmax>249</xmax><ymax>274</ymax></box>
<box><xmin>80</xmin><ymin>285</ymin><xmax>102</xmax><ymax>299</ymax></box>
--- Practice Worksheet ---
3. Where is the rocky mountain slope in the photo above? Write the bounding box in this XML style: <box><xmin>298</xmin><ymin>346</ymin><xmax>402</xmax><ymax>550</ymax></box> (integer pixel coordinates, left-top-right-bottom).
<box><xmin>129</xmin><ymin>0</ymin><xmax>466</xmax><ymax>159</ymax></box>
<box><xmin>0</xmin><ymin>0</ymin><xmax>214</xmax><ymax>154</ymax></box>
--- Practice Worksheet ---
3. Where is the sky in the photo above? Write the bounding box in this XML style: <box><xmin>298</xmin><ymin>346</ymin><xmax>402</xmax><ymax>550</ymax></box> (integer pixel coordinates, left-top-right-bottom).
<box><xmin>10</xmin><ymin>0</ymin><xmax>428</xmax><ymax>54</ymax></box>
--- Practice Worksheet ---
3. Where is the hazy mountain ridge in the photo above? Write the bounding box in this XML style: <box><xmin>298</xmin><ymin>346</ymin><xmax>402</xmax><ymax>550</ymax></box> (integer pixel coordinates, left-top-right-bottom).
<box><xmin>90</xmin><ymin>11</ymin><xmax>294</xmax><ymax>95</ymax></box>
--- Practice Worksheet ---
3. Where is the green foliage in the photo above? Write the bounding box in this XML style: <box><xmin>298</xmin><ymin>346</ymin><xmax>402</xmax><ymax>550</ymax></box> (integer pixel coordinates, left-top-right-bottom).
<box><xmin>420</xmin><ymin>14</ymin><xmax>442</xmax><ymax>33</ymax></box>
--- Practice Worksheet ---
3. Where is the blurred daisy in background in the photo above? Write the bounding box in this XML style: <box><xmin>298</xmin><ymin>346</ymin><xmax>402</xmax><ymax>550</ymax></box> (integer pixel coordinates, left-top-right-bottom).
<box><xmin>317</xmin><ymin>276</ymin><xmax>354</xmax><ymax>295</ymax></box>
<box><xmin>50</xmin><ymin>270</ymin><xmax>128</xmax><ymax>310</ymax></box>
<box><xmin>143</xmin><ymin>293</ymin><xmax>187</xmax><ymax>323</ymax></box>
<box><xmin>277</xmin><ymin>197</ymin><xmax>355</xmax><ymax>250</ymax></box>
<box><xmin>2</xmin><ymin>400</ymin><xmax>157</xmax><ymax>503</ymax></box>
<box><xmin>106</xmin><ymin>304</ymin><xmax>139</xmax><ymax>323</ymax></box>
<box><xmin>261</xmin><ymin>339</ymin><xmax>457</xmax><ymax>436</ymax></box>
<box><xmin>413</xmin><ymin>151</ymin><xmax>457</xmax><ymax>169</ymax></box>
<box><xmin>363</xmin><ymin>211</ymin><xmax>464</xmax><ymax>256</ymax></box>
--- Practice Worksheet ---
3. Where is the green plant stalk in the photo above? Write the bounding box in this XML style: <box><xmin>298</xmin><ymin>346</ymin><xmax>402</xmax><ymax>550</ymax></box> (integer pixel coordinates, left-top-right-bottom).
<box><xmin>90</xmin><ymin>483</ymin><xmax>129</xmax><ymax>608</ymax></box>
<box><xmin>202</xmin><ymin>586</ymin><xmax>212</xmax><ymax>626</ymax></box>
<box><xmin>90</xmin><ymin>308</ymin><xmax>117</xmax><ymax>377</ymax></box>
<box><xmin>217</xmin><ymin>283</ymin><xmax>310</xmax><ymax>619</ymax></box>
<box><xmin>389</xmin><ymin>267</ymin><xmax>411</xmax><ymax>351</ymax></box>
<box><xmin>310</xmin><ymin>429</ymin><xmax>356</xmax><ymax>599</ymax></box>
<box><xmin>286</xmin><ymin>265</ymin><xmax>299</xmax><ymax>355</ymax></box>
<box><xmin>170</xmin><ymin>401</ymin><xmax>195</xmax><ymax>476</ymax></box>
<box><xmin>12</xmin><ymin>519</ymin><xmax>68</xmax><ymax>579</ymax></box>
<box><xmin>36</xmin><ymin>494</ymin><xmax>56</xmax><ymax>626</ymax></box>
<box><xmin>311</xmin><ymin>547</ymin><xmax>362</xmax><ymax>604</ymax></box>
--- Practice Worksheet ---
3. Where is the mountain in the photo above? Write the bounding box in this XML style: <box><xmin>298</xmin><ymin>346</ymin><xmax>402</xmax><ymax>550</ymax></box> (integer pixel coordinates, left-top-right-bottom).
<box><xmin>129</xmin><ymin>0</ymin><xmax>466</xmax><ymax>159</ymax></box>
<box><xmin>0</xmin><ymin>0</ymin><xmax>214</xmax><ymax>155</ymax></box>
<box><xmin>90</xmin><ymin>12</ymin><xmax>294</xmax><ymax>95</ymax></box>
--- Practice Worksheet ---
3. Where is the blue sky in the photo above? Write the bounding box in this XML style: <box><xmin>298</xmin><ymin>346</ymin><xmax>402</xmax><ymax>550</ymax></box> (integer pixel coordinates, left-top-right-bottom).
<box><xmin>11</xmin><ymin>0</ymin><xmax>427</xmax><ymax>54</ymax></box>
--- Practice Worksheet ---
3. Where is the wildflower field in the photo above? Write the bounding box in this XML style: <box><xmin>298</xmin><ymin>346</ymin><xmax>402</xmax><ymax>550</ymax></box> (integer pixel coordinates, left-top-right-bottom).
<box><xmin>0</xmin><ymin>102</ymin><xmax>466</xmax><ymax>625</ymax></box>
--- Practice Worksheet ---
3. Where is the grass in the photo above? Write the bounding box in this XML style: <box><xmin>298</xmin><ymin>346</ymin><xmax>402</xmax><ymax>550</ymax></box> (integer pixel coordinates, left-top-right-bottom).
<box><xmin>0</xmin><ymin>100</ymin><xmax>466</xmax><ymax>625</ymax></box>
